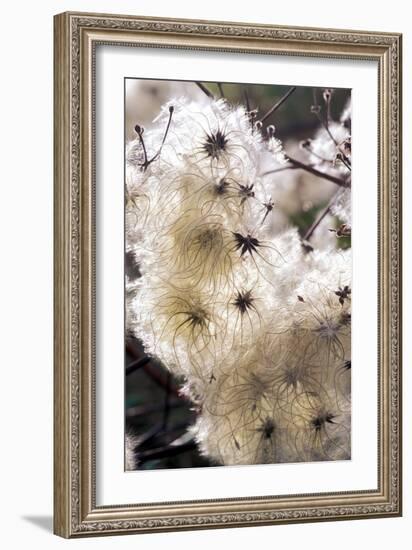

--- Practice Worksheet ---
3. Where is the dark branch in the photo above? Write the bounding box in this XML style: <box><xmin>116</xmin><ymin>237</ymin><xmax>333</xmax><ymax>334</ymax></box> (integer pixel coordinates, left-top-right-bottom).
<box><xmin>260</xmin><ymin>86</ymin><xmax>297</xmax><ymax>123</ymax></box>
<box><xmin>138</xmin><ymin>440</ymin><xmax>197</xmax><ymax>463</ymax></box>
<box><xmin>195</xmin><ymin>82</ymin><xmax>214</xmax><ymax>99</ymax></box>
<box><xmin>142</xmin><ymin>363</ymin><xmax>181</xmax><ymax>397</ymax></box>
<box><xmin>243</xmin><ymin>88</ymin><xmax>251</xmax><ymax>113</ymax></box>
<box><xmin>126</xmin><ymin>400</ymin><xmax>183</xmax><ymax>419</ymax></box>
<box><xmin>303</xmin><ymin>191</ymin><xmax>341</xmax><ymax>241</ymax></box>
<box><xmin>260</xmin><ymin>165</ymin><xmax>303</xmax><ymax>177</ymax></box>
<box><xmin>286</xmin><ymin>156</ymin><xmax>350</xmax><ymax>188</ymax></box>
<box><xmin>125</xmin><ymin>356</ymin><xmax>151</xmax><ymax>376</ymax></box>
<box><xmin>162</xmin><ymin>371</ymin><xmax>172</xmax><ymax>430</ymax></box>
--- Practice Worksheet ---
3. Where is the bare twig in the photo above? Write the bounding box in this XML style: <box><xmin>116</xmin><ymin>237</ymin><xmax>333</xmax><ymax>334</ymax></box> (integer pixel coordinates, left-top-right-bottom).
<box><xmin>312</xmin><ymin>88</ymin><xmax>318</xmax><ymax>110</ymax></box>
<box><xmin>243</xmin><ymin>87</ymin><xmax>251</xmax><ymax>113</ymax></box>
<box><xmin>125</xmin><ymin>337</ymin><xmax>182</xmax><ymax>397</ymax></box>
<box><xmin>138</xmin><ymin>440</ymin><xmax>197</xmax><ymax>463</ymax></box>
<box><xmin>135</xmin><ymin>422</ymin><xmax>165</xmax><ymax>449</ymax></box>
<box><xmin>317</xmin><ymin>114</ymin><xmax>339</xmax><ymax>146</ymax></box>
<box><xmin>260</xmin><ymin>165</ymin><xmax>304</xmax><ymax>177</ymax></box>
<box><xmin>125</xmin><ymin>356</ymin><xmax>151</xmax><ymax>376</ymax></box>
<box><xmin>339</xmin><ymin>155</ymin><xmax>352</xmax><ymax>171</ymax></box>
<box><xmin>286</xmin><ymin>156</ymin><xmax>350</xmax><ymax>188</ymax></box>
<box><xmin>142</xmin><ymin>363</ymin><xmax>181</xmax><ymax>397</ymax></box>
<box><xmin>126</xmin><ymin>400</ymin><xmax>183</xmax><ymax>418</ymax></box>
<box><xmin>260</xmin><ymin>86</ymin><xmax>297</xmax><ymax>123</ymax></box>
<box><xmin>303</xmin><ymin>190</ymin><xmax>341</xmax><ymax>241</ymax></box>
<box><xmin>195</xmin><ymin>81</ymin><xmax>214</xmax><ymax>99</ymax></box>
<box><xmin>312</xmin><ymin>88</ymin><xmax>337</xmax><ymax>145</ymax></box>
<box><xmin>162</xmin><ymin>371</ymin><xmax>172</xmax><ymax>430</ymax></box>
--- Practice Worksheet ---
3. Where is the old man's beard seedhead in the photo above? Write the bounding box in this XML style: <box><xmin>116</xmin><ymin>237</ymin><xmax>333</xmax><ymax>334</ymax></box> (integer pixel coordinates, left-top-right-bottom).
<box><xmin>189</xmin><ymin>306</ymin><xmax>351</xmax><ymax>466</ymax></box>
<box><xmin>126</xmin><ymin>91</ymin><xmax>352</xmax><ymax>467</ymax></box>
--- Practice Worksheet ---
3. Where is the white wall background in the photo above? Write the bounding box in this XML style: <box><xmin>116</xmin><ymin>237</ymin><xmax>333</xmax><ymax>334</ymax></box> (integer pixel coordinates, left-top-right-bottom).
<box><xmin>0</xmin><ymin>1</ymin><xmax>409</xmax><ymax>548</ymax></box>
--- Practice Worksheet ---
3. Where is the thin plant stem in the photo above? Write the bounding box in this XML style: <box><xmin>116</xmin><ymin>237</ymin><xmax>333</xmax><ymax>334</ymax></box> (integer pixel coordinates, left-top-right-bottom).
<box><xmin>260</xmin><ymin>86</ymin><xmax>297</xmax><ymax>123</ymax></box>
<box><xmin>126</xmin><ymin>401</ymin><xmax>182</xmax><ymax>419</ymax></box>
<box><xmin>195</xmin><ymin>81</ymin><xmax>214</xmax><ymax>99</ymax></box>
<box><xmin>286</xmin><ymin>156</ymin><xmax>350</xmax><ymax>188</ymax></box>
<box><xmin>138</xmin><ymin>440</ymin><xmax>197</xmax><ymax>463</ymax></box>
<box><xmin>162</xmin><ymin>371</ymin><xmax>172</xmax><ymax>430</ymax></box>
<box><xmin>125</xmin><ymin>356</ymin><xmax>151</xmax><ymax>376</ymax></box>
<box><xmin>260</xmin><ymin>165</ymin><xmax>305</xmax><ymax>177</ymax></box>
<box><xmin>303</xmin><ymin>191</ymin><xmax>341</xmax><ymax>241</ymax></box>
<box><xmin>243</xmin><ymin>87</ymin><xmax>251</xmax><ymax>113</ymax></box>
<box><xmin>145</xmin><ymin>365</ymin><xmax>180</xmax><ymax>396</ymax></box>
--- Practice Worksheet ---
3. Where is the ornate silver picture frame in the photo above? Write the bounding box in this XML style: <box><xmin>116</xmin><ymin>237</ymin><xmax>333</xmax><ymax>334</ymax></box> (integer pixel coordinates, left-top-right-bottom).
<box><xmin>54</xmin><ymin>11</ymin><xmax>402</xmax><ymax>537</ymax></box>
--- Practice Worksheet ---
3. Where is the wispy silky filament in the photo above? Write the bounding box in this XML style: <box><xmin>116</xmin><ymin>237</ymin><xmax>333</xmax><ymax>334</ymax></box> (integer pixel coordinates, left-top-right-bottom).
<box><xmin>126</xmin><ymin>91</ymin><xmax>352</xmax><ymax>466</ymax></box>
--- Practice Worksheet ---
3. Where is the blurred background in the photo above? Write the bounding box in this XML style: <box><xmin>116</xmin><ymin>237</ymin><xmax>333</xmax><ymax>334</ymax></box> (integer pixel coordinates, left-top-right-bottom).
<box><xmin>125</xmin><ymin>79</ymin><xmax>351</xmax><ymax>470</ymax></box>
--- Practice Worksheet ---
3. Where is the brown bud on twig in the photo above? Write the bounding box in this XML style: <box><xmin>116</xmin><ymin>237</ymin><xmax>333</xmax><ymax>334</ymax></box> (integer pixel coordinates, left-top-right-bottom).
<box><xmin>329</xmin><ymin>224</ymin><xmax>351</xmax><ymax>238</ymax></box>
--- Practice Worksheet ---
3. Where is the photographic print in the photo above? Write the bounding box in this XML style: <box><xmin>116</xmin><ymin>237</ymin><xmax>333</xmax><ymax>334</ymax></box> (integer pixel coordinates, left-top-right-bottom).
<box><xmin>54</xmin><ymin>13</ymin><xmax>401</xmax><ymax>536</ymax></box>
<box><xmin>124</xmin><ymin>79</ymin><xmax>352</xmax><ymax>471</ymax></box>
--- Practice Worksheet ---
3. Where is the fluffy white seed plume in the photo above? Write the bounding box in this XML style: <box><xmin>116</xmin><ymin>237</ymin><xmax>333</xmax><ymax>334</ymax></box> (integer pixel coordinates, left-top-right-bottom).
<box><xmin>300</xmin><ymin>98</ymin><xmax>352</xmax><ymax>226</ymax></box>
<box><xmin>125</xmin><ymin>88</ymin><xmax>351</xmax><ymax>467</ymax></box>
<box><xmin>265</xmin><ymin>124</ymin><xmax>287</xmax><ymax>166</ymax></box>
<box><xmin>260</xmin><ymin>140</ymin><xmax>338</xmax><ymax>239</ymax></box>
<box><xmin>330</xmin><ymin>187</ymin><xmax>352</xmax><ymax>226</ymax></box>
<box><xmin>305</xmin><ymin>122</ymin><xmax>351</xmax><ymax>175</ymax></box>
<box><xmin>191</xmin><ymin>247</ymin><xmax>351</xmax><ymax>465</ymax></box>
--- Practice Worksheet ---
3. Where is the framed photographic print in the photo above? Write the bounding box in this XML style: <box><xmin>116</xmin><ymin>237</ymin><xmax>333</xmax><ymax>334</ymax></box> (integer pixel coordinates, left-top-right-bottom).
<box><xmin>53</xmin><ymin>11</ymin><xmax>402</xmax><ymax>537</ymax></box>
